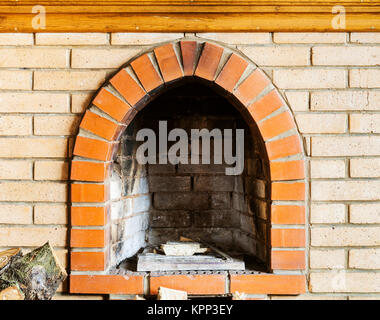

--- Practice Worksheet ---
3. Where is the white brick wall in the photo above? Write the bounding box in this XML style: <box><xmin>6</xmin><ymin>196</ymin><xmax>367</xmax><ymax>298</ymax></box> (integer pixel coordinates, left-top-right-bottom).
<box><xmin>350</xmin><ymin>114</ymin><xmax>380</xmax><ymax>133</ymax></box>
<box><xmin>310</xmin><ymin>203</ymin><xmax>346</xmax><ymax>223</ymax></box>
<box><xmin>295</xmin><ymin>113</ymin><xmax>347</xmax><ymax>133</ymax></box>
<box><xmin>311</xmin><ymin>136</ymin><xmax>380</xmax><ymax>156</ymax></box>
<box><xmin>310</xmin><ymin>160</ymin><xmax>346</xmax><ymax>178</ymax></box>
<box><xmin>349</xmin><ymin>249</ymin><xmax>380</xmax><ymax>269</ymax></box>
<box><xmin>350</xmin><ymin>204</ymin><xmax>380</xmax><ymax>223</ymax></box>
<box><xmin>239</xmin><ymin>46</ymin><xmax>310</xmax><ymax>66</ymax></box>
<box><xmin>71</xmin><ymin>48</ymin><xmax>140</xmax><ymax>68</ymax></box>
<box><xmin>350</xmin><ymin>69</ymin><xmax>380</xmax><ymax>88</ymax></box>
<box><xmin>312</xmin><ymin>46</ymin><xmax>380</xmax><ymax>66</ymax></box>
<box><xmin>310</xmin><ymin>249</ymin><xmax>346</xmax><ymax>269</ymax></box>
<box><xmin>274</xmin><ymin>69</ymin><xmax>346</xmax><ymax>89</ymax></box>
<box><xmin>310</xmin><ymin>272</ymin><xmax>380</xmax><ymax>293</ymax></box>
<box><xmin>310</xmin><ymin>91</ymin><xmax>380</xmax><ymax>111</ymax></box>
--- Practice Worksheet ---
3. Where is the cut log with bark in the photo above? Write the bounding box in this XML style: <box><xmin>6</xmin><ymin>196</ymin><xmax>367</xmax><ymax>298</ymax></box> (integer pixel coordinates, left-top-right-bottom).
<box><xmin>0</xmin><ymin>248</ymin><xmax>21</xmax><ymax>274</ymax></box>
<box><xmin>0</xmin><ymin>284</ymin><xmax>24</xmax><ymax>300</ymax></box>
<box><xmin>0</xmin><ymin>242</ymin><xmax>67</xmax><ymax>300</ymax></box>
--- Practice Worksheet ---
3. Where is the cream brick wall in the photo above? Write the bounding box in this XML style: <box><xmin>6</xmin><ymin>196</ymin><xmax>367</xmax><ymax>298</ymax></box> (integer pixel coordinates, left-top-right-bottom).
<box><xmin>0</xmin><ymin>32</ymin><xmax>379</xmax><ymax>300</ymax></box>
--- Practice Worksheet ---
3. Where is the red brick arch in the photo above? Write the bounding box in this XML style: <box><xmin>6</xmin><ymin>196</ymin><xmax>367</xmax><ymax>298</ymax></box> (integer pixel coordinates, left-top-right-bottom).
<box><xmin>70</xmin><ymin>40</ymin><xmax>306</xmax><ymax>296</ymax></box>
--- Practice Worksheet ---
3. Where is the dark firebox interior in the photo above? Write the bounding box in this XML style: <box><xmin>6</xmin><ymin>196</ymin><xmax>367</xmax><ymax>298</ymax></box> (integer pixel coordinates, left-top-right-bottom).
<box><xmin>111</xmin><ymin>81</ymin><xmax>271</xmax><ymax>273</ymax></box>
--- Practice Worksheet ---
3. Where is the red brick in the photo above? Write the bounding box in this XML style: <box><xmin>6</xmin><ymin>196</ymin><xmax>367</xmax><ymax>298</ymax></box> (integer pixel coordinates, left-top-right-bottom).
<box><xmin>70</xmin><ymin>229</ymin><xmax>106</xmax><ymax>248</ymax></box>
<box><xmin>70</xmin><ymin>275</ymin><xmax>144</xmax><ymax>294</ymax></box>
<box><xmin>266</xmin><ymin>135</ymin><xmax>302</xmax><ymax>160</ymax></box>
<box><xmin>73</xmin><ymin>136</ymin><xmax>114</xmax><ymax>161</ymax></box>
<box><xmin>215</xmin><ymin>53</ymin><xmax>248</xmax><ymax>92</ymax></box>
<box><xmin>257</xmin><ymin>111</ymin><xmax>295</xmax><ymax>141</ymax></box>
<box><xmin>71</xmin><ymin>206</ymin><xmax>108</xmax><ymax>226</ymax></box>
<box><xmin>271</xmin><ymin>205</ymin><xmax>305</xmax><ymax>225</ymax></box>
<box><xmin>154</xmin><ymin>43</ymin><xmax>183</xmax><ymax>82</ymax></box>
<box><xmin>230</xmin><ymin>274</ymin><xmax>305</xmax><ymax>294</ymax></box>
<box><xmin>195</xmin><ymin>42</ymin><xmax>224</xmax><ymax>81</ymax></box>
<box><xmin>247</xmin><ymin>89</ymin><xmax>284</xmax><ymax>122</ymax></box>
<box><xmin>92</xmin><ymin>88</ymin><xmax>133</xmax><ymax>122</ymax></box>
<box><xmin>71</xmin><ymin>161</ymin><xmax>110</xmax><ymax>182</ymax></box>
<box><xmin>80</xmin><ymin>111</ymin><xmax>123</xmax><ymax>141</ymax></box>
<box><xmin>150</xmin><ymin>274</ymin><xmax>226</xmax><ymax>295</ymax></box>
<box><xmin>271</xmin><ymin>229</ymin><xmax>306</xmax><ymax>247</ymax></box>
<box><xmin>110</xmin><ymin>69</ymin><xmax>146</xmax><ymax>107</ymax></box>
<box><xmin>270</xmin><ymin>160</ymin><xmax>305</xmax><ymax>181</ymax></box>
<box><xmin>180</xmin><ymin>41</ymin><xmax>197</xmax><ymax>76</ymax></box>
<box><xmin>271</xmin><ymin>250</ymin><xmax>305</xmax><ymax>270</ymax></box>
<box><xmin>131</xmin><ymin>54</ymin><xmax>163</xmax><ymax>92</ymax></box>
<box><xmin>272</xmin><ymin>182</ymin><xmax>305</xmax><ymax>200</ymax></box>
<box><xmin>234</xmin><ymin>69</ymin><xmax>269</xmax><ymax>106</ymax></box>
<box><xmin>71</xmin><ymin>183</ymin><xmax>109</xmax><ymax>203</ymax></box>
<box><xmin>71</xmin><ymin>251</ymin><xmax>106</xmax><ymax>271</ymax></box>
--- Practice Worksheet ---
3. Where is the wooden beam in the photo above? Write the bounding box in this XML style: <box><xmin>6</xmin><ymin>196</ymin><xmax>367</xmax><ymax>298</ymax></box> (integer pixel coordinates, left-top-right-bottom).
<box><xmin>0</xmin><ymin>1</ymin><xmax>378</xmax><ymax>32</ymax></box>
<box><xmin>1</xmin><ymin>13</ymin><xmax>379</xmax><ymax>32</ymax></box>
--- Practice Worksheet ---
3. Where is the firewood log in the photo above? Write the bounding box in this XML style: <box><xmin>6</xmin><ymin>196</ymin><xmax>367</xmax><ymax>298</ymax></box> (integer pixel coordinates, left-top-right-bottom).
<box><xmin>0</xmin><ymin>242</ymin><xmax>67</xmax><ymax>300</ymax></box>
<box><xmin>0</xmin><ymin>248</ymin><xmax>21</xmax><ymax>274</ymax></box>
<box><xmin>0</xmin><ymin>281</ymin><xmax>24</xmax><ymax>300</ymax></box>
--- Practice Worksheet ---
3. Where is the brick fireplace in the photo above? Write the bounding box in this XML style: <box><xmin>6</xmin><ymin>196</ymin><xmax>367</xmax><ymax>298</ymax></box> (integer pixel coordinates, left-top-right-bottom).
<box><xmin>0</xmin><ymin>0</ymin><xmax>377</xmax><ymax>302</ymax></box>
<box><xmin>69</xmin><ymin>39</ymin><xmax>306</xmax><ymax>297</ymax></box>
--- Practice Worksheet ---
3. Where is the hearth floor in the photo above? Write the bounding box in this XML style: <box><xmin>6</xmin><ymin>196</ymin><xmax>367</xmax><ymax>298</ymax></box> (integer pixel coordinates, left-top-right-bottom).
<box><xmin>111</xmin><ymin>253</ymin><xmax>268</xmax><ymax>276</ymax></box>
